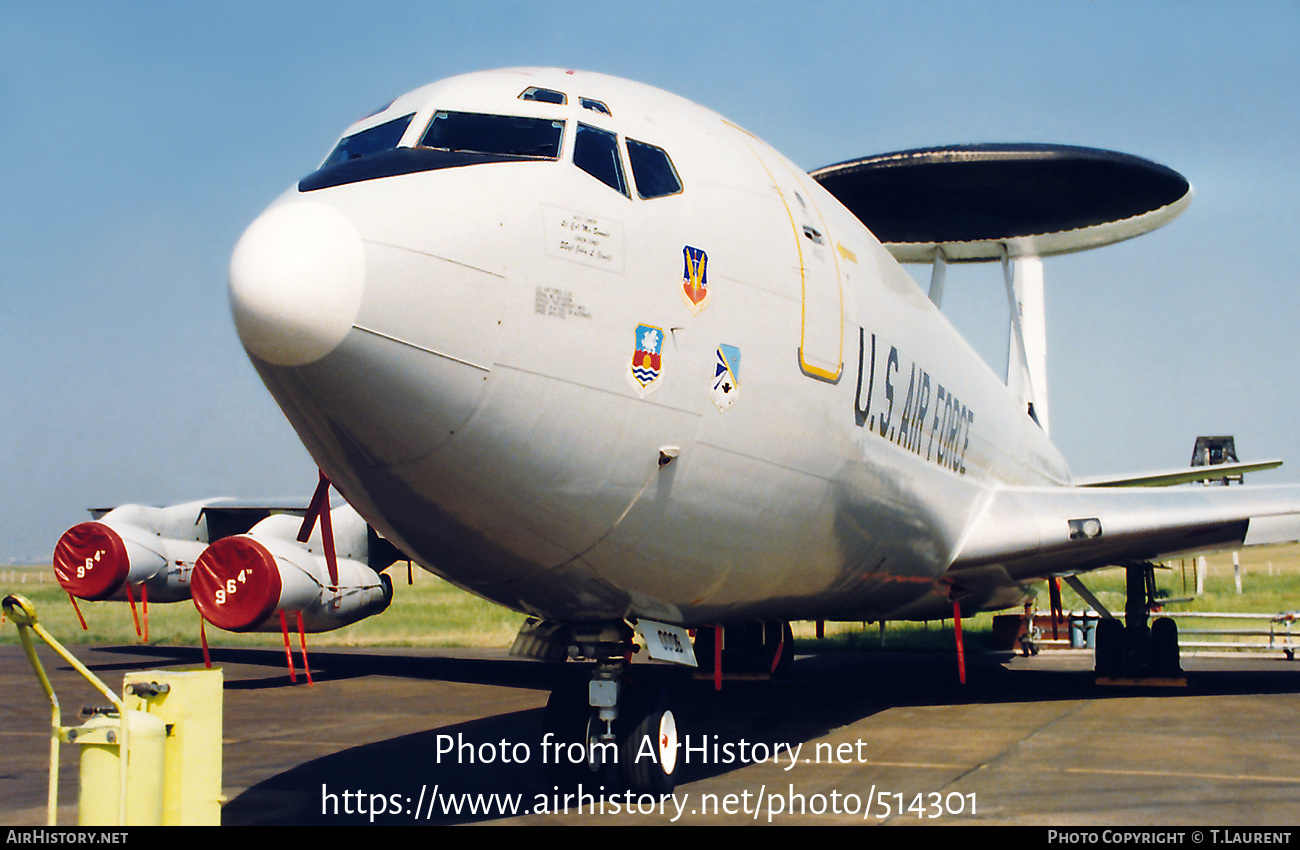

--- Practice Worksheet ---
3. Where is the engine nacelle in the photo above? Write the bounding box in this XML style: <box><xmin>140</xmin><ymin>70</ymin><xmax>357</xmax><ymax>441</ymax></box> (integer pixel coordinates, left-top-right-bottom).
<box><xmin>52</xmin><ymin>502</ymin><xmax>214</xmax><ymax>603</ymax></box>
<box><xmin>191</xmin><ymin>507</ymin><xmax>394</xmax><ymax>632</ymax></box>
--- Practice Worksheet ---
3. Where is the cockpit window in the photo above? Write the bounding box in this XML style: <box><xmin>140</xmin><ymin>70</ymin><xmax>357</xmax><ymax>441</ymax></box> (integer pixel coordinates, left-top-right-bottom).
<box><xmin>519</xmin><ymin>86</ymin><xmax>567</xmax><ymax>105</ymax></box>
<box><xmin>419</xmin><ymin>111</ymin><xmax>564</xmax><ymax>159</ymax></box>
<box><xmin>580</xmin><ymin>97</ymin><xmax>611</xmax><ymax>116</ymax></box>
<box><xmin>321</xmin><ymin>113</ymin><xmax>416</xmax><ymax>168</ymax></box>
<box><xmin>573</xmin><ymin>123</ymin><xmax>628</xmax><ymax>196</ymax></box>
<box><xmin>626</xmin><ymin>138</ymin><xmax>683</xmax><ymax>199</ymax></box>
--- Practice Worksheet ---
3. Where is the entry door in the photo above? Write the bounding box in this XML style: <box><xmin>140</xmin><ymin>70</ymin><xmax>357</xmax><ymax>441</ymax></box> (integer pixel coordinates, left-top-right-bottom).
<box><xmin>751</xmin><ymin>147</ymin><xmax>844</xmax><ymax>382</ymax></box>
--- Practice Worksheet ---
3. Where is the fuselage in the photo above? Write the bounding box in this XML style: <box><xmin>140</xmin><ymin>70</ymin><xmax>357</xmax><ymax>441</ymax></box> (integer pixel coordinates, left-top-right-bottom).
<box><xmin>229</xmin><ymin>68</ymin><xmax>1070</xmax><ymax>627</ymax></box>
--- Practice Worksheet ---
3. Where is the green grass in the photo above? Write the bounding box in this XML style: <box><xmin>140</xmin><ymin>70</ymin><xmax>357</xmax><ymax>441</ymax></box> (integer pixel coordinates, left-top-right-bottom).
<box><xmin>1053</xmin><ymin>544</ymin><xmax>1300</xmax><ymax>616</ymax></box>
<box><xmin>1045</xmin><ymin>544</ymin><xmax>1300</xmax><ymax>653</ymax></box>
<box><xmin>5</xmin><ymin>543</ymin><xmax>1298</xmax><ymax>652</ymax></box>
<box><xmin>0</xmin><ymin>566</ymin><xmax>521</xmax><ymax>649</ymax></box>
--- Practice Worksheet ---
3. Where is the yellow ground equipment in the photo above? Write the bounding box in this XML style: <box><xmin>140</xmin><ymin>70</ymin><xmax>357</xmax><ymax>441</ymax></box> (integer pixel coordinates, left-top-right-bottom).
<box><xmin>4</xmin><ymin>594</ymin><xmax>223</xmax><ymax>825</ymax></box>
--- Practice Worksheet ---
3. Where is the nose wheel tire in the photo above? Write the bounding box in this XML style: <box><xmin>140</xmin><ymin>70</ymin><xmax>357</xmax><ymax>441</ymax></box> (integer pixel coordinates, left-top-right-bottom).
<box><xmin>544</xmin><ymin>684</ymin><xmax>615</xmax><ymax>787</ymax></box>
<box><xmin>619</xmin><ymin>685</ymin><xmax>681</xmax><ymax>796</ymax></box>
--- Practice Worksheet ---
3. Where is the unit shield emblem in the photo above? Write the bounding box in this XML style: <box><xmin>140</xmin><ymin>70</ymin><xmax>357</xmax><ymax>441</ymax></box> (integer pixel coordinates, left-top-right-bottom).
<box><xmin>711</xmin><ymin>344</ymin><xmax>741</xmax><ymax>411</ymax></box>
<box><xmin>629</xmin><ymin>323</ymin><xmax>665</xmax><ymax>397</ymax></box>
<box><xmin>680</xmin><ymin>245</ymin><xmax>710</xmax><ymax>314</ymax></box>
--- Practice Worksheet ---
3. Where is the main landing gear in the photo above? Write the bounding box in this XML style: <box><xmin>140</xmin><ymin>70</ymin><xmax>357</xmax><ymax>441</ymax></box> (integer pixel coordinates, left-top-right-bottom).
<box><xmin>542</xmin><ymin>621</ymin><xmax>683</xmax><ymax>796</ymax></box>
<box><xmin>1093</xmin><ymin>561</ymin><xmax>1184</xmax><ymax>684</ymax></box>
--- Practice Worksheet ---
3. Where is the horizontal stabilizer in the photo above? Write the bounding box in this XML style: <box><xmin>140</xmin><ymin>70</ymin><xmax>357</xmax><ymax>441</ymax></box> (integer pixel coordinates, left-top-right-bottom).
<box><xmin>1074</xmin><ymin>460</ymin><xmax>1283</xmax><ymax>488</ymax></box>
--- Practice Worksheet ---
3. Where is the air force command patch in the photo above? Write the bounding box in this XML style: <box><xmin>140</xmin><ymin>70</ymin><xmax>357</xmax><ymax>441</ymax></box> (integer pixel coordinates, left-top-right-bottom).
<box><xmin>629</xmin><ymin>324</ymin><xmax>665</xmax><ymax>397</ymax></box>
<box><xmin>681</xmin><ymin>245</ymin><xmax>710</xmax><ymax>314</ymax></box>
<box><xmin>711</xmin><ymin>343</ymin><xmax>741</xmax><ymax>411</ymax></box>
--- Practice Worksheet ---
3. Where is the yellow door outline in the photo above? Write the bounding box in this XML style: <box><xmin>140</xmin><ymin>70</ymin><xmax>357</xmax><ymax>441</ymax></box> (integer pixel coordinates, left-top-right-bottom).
<box><xmin>738</xmin><ymin>135</ymin><xmax>844</xmax><ymax>383</ymax></box>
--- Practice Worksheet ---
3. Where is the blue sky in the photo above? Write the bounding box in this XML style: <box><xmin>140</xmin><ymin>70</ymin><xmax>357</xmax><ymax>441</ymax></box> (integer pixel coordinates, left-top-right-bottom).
<box><xmin>3</xmin><ymin>2</ymin><xmax>1299</xmax><ymax>562</ymax></box>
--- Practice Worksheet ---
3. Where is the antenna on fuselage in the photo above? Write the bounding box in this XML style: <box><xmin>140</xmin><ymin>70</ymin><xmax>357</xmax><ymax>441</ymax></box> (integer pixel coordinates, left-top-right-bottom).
<box><xmin>809</xmin><ymin>142</ymin><xmax>1193</xmax><ymax>434</ymax></box>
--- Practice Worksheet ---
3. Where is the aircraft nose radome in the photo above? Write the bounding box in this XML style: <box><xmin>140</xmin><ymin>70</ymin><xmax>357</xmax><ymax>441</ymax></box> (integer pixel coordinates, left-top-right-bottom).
<box><xmin>229</xmin><ymin>201</ymin><xmax>365</xmax><ymax>367</ymax></box>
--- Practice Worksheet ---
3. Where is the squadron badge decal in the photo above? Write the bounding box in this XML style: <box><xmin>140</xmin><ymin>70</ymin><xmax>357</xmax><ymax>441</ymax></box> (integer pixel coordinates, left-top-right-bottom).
<box><xmin>629</xmin><ymin>324</ymin><xmax>665</xmax><ymax>397</ymax></box>
<box><xmin>711</xmin><ymin>344</ymin><xmax>741</xmax><ymax>411</ymax></box>
<box><xmin>680</xmin><ymin>245</ymin><xmax>710</xmax><ymax>314</ymax></box>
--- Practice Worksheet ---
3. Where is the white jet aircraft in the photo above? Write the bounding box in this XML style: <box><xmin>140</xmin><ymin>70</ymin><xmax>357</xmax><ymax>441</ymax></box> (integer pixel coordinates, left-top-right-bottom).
<box><xmin>61</xmin><ymin>68</ymin><xmax>1300</xmax><ymax>795</ymax></box>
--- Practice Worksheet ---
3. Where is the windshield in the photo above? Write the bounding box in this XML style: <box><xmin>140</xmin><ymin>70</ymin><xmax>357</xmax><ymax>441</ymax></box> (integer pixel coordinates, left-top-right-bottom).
<box><xmin>321</xmin><ymin>113</ymin><xmax>415</xmax><ymax>168</ymax></box>
<box><xmin>419</xmin><ymin>111</ymin><xmax>564</xmax><ymax>159</ymax></box>
<box><xmin>627</xmin><ymin>138</ymin><xmax>682</xmax><ymax>199</ymax></box>
<box><xmin>573</xmin><ymin>123</ymin><xmax>628</xmax><ymax>196</ymax></box>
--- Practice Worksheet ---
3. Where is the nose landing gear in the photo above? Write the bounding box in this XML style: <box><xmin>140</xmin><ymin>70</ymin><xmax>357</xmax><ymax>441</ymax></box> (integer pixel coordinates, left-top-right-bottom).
<box><xmin>541</xmin><ymin>621</ymin><xmax>684</xmax><ymax>795</ymax></box>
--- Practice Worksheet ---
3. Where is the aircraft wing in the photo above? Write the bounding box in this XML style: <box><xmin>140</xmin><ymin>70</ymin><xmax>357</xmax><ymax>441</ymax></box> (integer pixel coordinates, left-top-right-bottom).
<box><xmin>949</xmin><ymin>483</ymin><xmax>1300</xmax><ymax>586</ymax></box>
<box><xmin>1073</xmin><ymin>460</ymin><xmax>1283</xmax><ymax>488</ymax></box>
